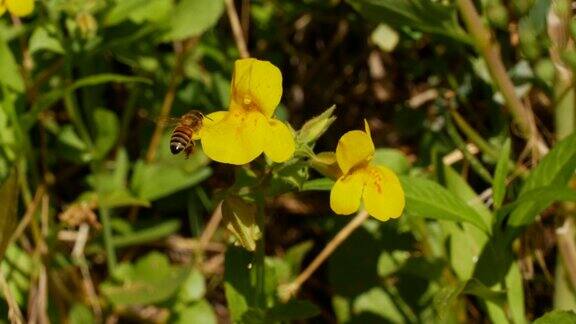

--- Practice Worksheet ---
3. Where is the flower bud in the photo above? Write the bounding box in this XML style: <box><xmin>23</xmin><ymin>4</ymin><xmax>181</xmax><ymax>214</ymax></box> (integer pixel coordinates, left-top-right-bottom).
<box><xmin>297</xmin><ymin>105</ymin><xmax>336</xmax><ymax>145</ymax></box>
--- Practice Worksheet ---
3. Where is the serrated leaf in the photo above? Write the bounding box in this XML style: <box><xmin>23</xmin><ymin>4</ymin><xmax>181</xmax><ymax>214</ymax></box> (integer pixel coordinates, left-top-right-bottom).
<box><xmin>347</xmin><ymin>0</ymin><xmax>469</xmax><ymax>42</ymax></box>
<box><xmin>400</xmin><ymin>176</ymin><xmax>489</xmax><ymax>232</ymax></box>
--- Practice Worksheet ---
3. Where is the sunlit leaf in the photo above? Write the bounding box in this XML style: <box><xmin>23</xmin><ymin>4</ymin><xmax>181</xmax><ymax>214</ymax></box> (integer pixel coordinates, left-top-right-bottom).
<box><xmin>534</xmin><ymin>310</ymin><xmax>576</xmax><ymax>324</ymax></box>
<box><xmin>161</xmin><ymin>0</ymin><xmax>225</xmax><ymax>42</ymax></box>
<box><xmin>0</xmin><ymin>39</ymin><xmax>24</xmax><ymax>92</ymax></box>
<box><xmin>400</xmin><ymin>176</ymin><xmax>489</xmax><ymax>232</ymax></box>
<box><xmin>101</xmin><ymin>252</ymin><xmax>190</xmax><ymax>305</ymax></box>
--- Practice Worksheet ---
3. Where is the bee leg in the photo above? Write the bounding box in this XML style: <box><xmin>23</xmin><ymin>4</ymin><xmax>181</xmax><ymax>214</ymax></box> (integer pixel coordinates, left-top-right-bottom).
<box><xmin>184</xmin><ymin>143</ymin><xmax>195</xmax><ymax>159</ymax></box>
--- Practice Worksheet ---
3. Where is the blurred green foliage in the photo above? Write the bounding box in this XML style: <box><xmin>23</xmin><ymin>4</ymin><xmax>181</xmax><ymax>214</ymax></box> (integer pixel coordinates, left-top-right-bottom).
<box><xmin>1</xmin><ymin>0</ymin><xmax>576</xmax><ymax>323</ymax></box>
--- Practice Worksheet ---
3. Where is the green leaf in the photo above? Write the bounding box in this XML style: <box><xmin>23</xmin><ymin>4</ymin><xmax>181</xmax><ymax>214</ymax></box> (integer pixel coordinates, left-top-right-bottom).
<box><xmin>267</xmin><ymin>300</ymin><xmax>320</xmax><ymax>321</ymax></box>
<box><xmin>520</xmin><ymin>132</ymin><xmax>576</xmax><ymax>193</ymax></box>
<box><xmin>93</xmin><ymin>108</ymin><xmax>119</xmax><ymax>160</ymax></box>
<box><xmin>105</xmin><ymin>0</ymin><xmax>172</xmax><ymax>26</ymax></box>
<box><xmin>505</xmin><ymin>261</ymin><xmax>526</xmax><ymax>324</ymax></box>
<box><xmin>129</xmin><ymin>0</ymin><xmax>172</xmax><ymax>23</ymax></box>
<box><xmin>112</xmin><ymin>219</ymin><xmax>181</xmax><ymax>248</ymax></box>
<box><xmin>177</xmin><ymin>268</ymin><xmax>206</xmax><ymax>303</ymax></box>
<box><xmin>492</xmin><ymin>139</ymin><xmax>511</xmax><ymax>209</ymax></box>
<box><xmin>174</xmin><ymin>300</ymin><xmax>217</xmax><ymax>324</ymax></box>
<box><xmin>0</xmin><ymin>168</ymin><xmax>18</xmax><ymax>261</ymax></box>
<box><xmin>504</xmin><ymin>186</ymin><xmax>576</xmax><ymax>227</ymax></box>
<box><xmin>353</xmin><ymin>287</ymin><xmax>404</xmax><ymax>322</ymax></box>
<box><xmin>69</xmin><ymin>303</ymin><xmax>95</xmax><ymax>324</ymax></box>
<box><xmin>268</xmin><ymin>161</ymin><xmax>308</xmax><ymax>196</ymax></box>
<box><xmin>400</xmin><ymin>176</ymin><xmax>489</xmax><ymax>232</ymax></box>
<box><xmin>373</xmin><ymin>148</ymin><xmax>411</xmax><ymax>175</ymax></box>
<box><xmin>434</xmin><ymin>279</ymin><xmax>506</xmax><ymax>318</ymax></box>
<box><xmin>296</xmin><ymin>105</ymin><xmax>336</xmax><ymax>145</ymax></box>
<box><xmin>463</xmin><ymin>279</ymin><xmax>507</xmax><ymax>306</ymax></box>
<box><xmin>534</xmin><ymin>310</ymin><xmax>576</xmax><ymax>324</ymax></box>
<box><xmin>443</xmin><ymin>165</ymin><xmax>492</xmax><ymax>225</ymax></box>
<box><xmin>22</xmin><ymin>74</ymin><xmax>150</xmax><ymax>131</ymax></box>
<box><xmin>222</xmin><ymin>196</ymin><xmax>261</xmax><ymax>251</ymax></box>
<box><xmin>105</xmin><ymin>0</ymin><xmax>146</xmax><ymax>26</ymax></box>
<box><xmin>347</xmin><ymin>0</ymin><xmax>469</xmax><ymax>42</ymax></box>
<box><xmin>285</xmin><ymin>241</ymin><xmax>314</xmax><ymax>279</ymax></box>
<box><xmin>0</xmin><ymin>39</ymin><xmax>24</xmax><ymax>92</ymax></box>
<box><xmin>302</xmin><ymin>178</ymin><xmax>334</xmax><ymax>191</ymax></box>
<box><xmin>29</xmin><ymin>25</ymin><xmax>64</xmax><ymax>54</ymax></box>
<box><xmin>131</xmin><ymin>145</ymin><xmax>211</xmax><ymax>201</ymax></box>
<box><xmin>161</xmin><ymin>0</ymin><xmax>225</xmax><ymax>42</ymax></box>
<box><xmin>101</xmin><ymin>252</ymin><xmax>190</xmax><ymax>305</ymax></box>
<box><xmin>224</xmin><ymin>247</ymin><xmax>253</xmax><ymax>322</ymax></box>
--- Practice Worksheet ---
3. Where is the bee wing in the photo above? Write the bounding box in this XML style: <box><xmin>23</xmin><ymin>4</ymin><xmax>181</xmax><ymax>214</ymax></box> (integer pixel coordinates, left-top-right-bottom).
<box><xmin>153</xmin><ymin>116</ymin><xmax>182</xmax><ymax>127</ymax></box>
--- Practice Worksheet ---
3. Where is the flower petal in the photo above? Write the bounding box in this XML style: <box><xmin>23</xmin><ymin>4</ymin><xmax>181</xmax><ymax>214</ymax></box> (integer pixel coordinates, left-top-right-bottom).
<box><xmin>6</xmin><ymin>0</ymin><xmax>34</xmax><ymax>16</ymax></box>
<box><xmin>200</xmin><ymin>111</ymin><xmax>268</xmax><ymax>165</ymax></box>
<box><xmin>0</xmin><ymin>3</ymin><xmax>6</xmax><ymax>16</ymax></box>
<box><xmin>231</xmin><ymin>58</ymin><xmax>282</xmax><ymax>118</ymax></box>
<box><xmin>263</xmin><ymin>119</ymin><xmax>295</xmax><ymax>162</ymax></box>
<box><xmin>362</xmin><ymin>166</ymin><xmax>405</xmax><ymax>221</ymax></box>
<box><xmin>335</xmin><ymin>129</ymin><xmax>375</xmax><ymax>174</ymax></box>
<box><xmin>195</xmin><ymin>110</ymin><xmax>227</xmax><ymax>140</ymax></box>
<box><xmin>330</xmin><ymin>171</ymin><xmax>365</xmax><ymax>215</ymax></box>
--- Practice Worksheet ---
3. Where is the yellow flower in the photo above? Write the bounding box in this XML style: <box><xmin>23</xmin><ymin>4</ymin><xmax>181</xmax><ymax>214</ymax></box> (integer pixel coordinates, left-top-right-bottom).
<box><xmin>200</xmin><ymin>58</ymin><xmax>295</xmax><ymax>165</ymax></box>
<box><xmin>330</xmin><ymin>121</ymin><xmax>405</xmax><ymax>221</ymax></box>
<box><xmin>0</xmin><ymin>0</ymin><xmax>34</xmax><ymax>17</ymax></box>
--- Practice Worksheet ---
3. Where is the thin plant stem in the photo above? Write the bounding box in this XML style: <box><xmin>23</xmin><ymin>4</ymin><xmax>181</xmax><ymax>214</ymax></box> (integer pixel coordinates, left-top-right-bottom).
<box><xmin>456</xmin><ymin>0</ymin><xmax>540</xmax><ymax>145</ymax></box>
<box><xmin>449</xmin><ymin>109</ymin><xmax>499</xmax><ymax>160</ymax></box>
<box><xmin>225</xmin><ymin>0</ymin><xmax>250</xmax><ymax>59</ymax></box>
<box><xmin>446</xmin><ymin>116</ymin><xmax>494</xmax><ymax>183</ymax></box>
<box><xmin>145</xmin><ymin>39</ymin><xmax>196</xmax><ymax>163</ymax></box>
<box><xmin>0</xmin><ymin>268</ymin><xmax>24</xmax><ymax>324</ymax></box>
<box><xmin>279</xmin><ymin>210</ymin><xmax>370</xmax><ymax>300</ymax></box>
<box><xmin>98</xmin><ymin>203</ymin><xmax>117</xmax><ymax>274</ymax></box>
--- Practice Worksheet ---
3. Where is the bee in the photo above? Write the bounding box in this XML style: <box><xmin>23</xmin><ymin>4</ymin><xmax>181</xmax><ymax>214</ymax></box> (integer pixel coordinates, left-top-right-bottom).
<box><xmin>158</xmin><ymin>110</ymin><xmax>206</xmax><ymax>159</ymax></box>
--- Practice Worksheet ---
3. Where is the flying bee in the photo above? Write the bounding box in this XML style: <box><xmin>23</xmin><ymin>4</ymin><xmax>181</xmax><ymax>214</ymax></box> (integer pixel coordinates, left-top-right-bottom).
<box><xmin>157</xmin><ymin>110</ymin><xmax>206</xmax><ymax>159</ymax></box>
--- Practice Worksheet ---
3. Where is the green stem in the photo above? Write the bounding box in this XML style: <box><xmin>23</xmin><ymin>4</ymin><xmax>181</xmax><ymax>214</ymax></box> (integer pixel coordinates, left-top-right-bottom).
<box><xmin>92</xmin><ymin>161</ymin><xmax>117</xmax><ymax>273</ymax></box>
<box><xmin>450</xmin><ymin>109</ymin><xmax>499</xmax><ymax>160</ymax></box>
<box><xmin>456</xmin><ymin>0</ymin><xmax>535</xmax><ymax>141</ymax></box>
<box><xmin>446</xmin><ymin>116</ymin><xmax>494</xmax><ymax>183</ymax></box>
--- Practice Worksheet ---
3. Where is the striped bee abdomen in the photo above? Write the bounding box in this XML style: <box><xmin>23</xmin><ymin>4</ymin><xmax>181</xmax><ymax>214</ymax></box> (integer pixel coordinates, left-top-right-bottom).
<box><xmin>170</xmin><ymin>125</ymin><xmax>194</xmax><ymax>155</ymax></box>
